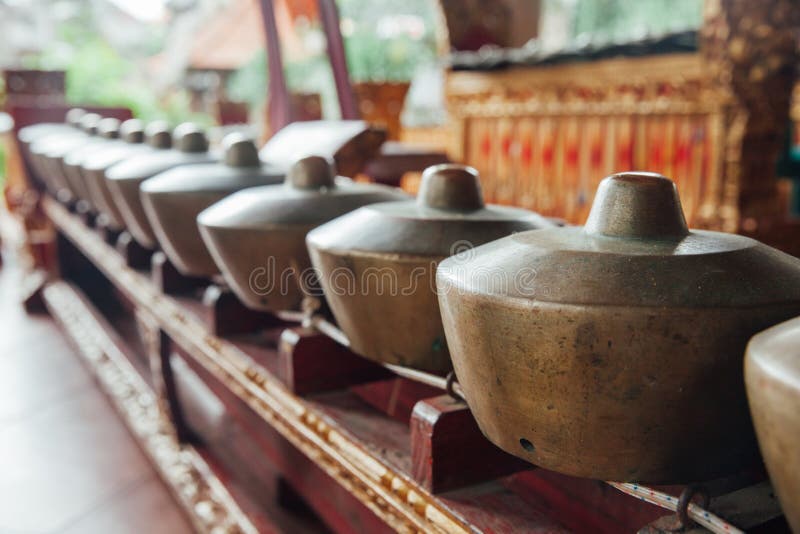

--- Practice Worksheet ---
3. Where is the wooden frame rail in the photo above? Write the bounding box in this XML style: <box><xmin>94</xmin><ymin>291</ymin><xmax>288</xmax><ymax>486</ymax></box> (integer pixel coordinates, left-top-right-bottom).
<box><xmin>42</xmin><ymin>195</ymin><xmax>482</xmax><ymax>533</ymax></box>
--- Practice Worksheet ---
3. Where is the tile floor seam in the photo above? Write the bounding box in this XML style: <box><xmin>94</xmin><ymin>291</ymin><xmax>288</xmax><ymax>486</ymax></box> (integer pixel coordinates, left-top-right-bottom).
<box><xmin>0</xmin><ymin>382</ymin><xmax>95</xmax><ymax>432</ymax></box>
<box><xmin>0</xmin><ymin>257</ymin><xmax>191</xmax><ymax>533</ymax></box>
<box><xmin>0</xmin><ymin>523</ymin><xmax>43</xmax><ymax>534</ymax></box>
<box><xmin>47</xmin><ymin>472</ymin><xmax>154</xmax><ymax>534</ymax></box>
<box><xmin>0</xmin><ymin>382</ymin><xmax>94</xmax><ymax>431</ymax></box>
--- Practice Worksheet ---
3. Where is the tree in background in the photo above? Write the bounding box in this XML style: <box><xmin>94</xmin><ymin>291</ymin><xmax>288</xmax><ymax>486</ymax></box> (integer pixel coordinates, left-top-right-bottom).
<box><xmin>338</xmin><ymin>0</ymin><xmax>440</xmax><ymax>82</ymax></box>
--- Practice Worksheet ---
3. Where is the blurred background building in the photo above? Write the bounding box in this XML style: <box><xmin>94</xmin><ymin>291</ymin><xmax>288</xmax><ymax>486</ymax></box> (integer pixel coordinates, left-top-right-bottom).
<box><xmin>0</xmin><ymin>0</ymin><xmax>708</xmax><ymax>183</ymax></box>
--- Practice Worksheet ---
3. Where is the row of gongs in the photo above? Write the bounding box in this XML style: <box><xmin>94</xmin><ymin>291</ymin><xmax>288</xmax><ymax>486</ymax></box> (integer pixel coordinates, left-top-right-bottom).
<box><xmin>18</xmin><ymin>110</ymin><xmax>800</xmax><ymax>529</ymax></box>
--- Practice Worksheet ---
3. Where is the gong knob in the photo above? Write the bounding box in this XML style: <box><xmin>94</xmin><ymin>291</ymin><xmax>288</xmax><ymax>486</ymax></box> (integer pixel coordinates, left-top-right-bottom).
<box><xmin>287</xmin><ymin>155</ymin><xmax>336</xmax><ymax>189</ymax></box>
<box><xmin>173</xmin><ymin>123</ymin><xmax>208</xmax><ymax>153</ymax></box>
<box><xmin>417</xmin><ymin>164</ymin><xmax>485</xmax><ymax>211</ymax></box>
<box><xmin>584</xmin><ymin>172</ymin><xmax>689</xmax><ymax>239</ymax></box>
<box><xmin>223</xmin><ymin>133</ymin><xmax>260</xmax><ymax>168</ymax></box>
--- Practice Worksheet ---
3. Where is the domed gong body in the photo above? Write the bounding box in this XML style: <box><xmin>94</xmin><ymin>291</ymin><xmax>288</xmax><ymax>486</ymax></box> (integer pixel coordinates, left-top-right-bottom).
<box><xmin>746</xmin><ymin>317</ymin><xmax>800</xmax><ymax>533</ymax></box>
<box><xmin>198</xmin><ymin>156</ymin><xmax>407</xmax><ymax>312</ymax></box>
<box><xmin>437</xmin><ymin>172</ymin><xmax>800</xmax><ymax>482</ymax></box>
<box><xmin>307</xmin><ymin>164</ymin><xmax>552</xmax><ymax>373</ymax></box>
<box><xmin>105</xmin><ymin>123</ymin><xmax>214</xmax><ymax>249</ymax></box>
<box><xmin>141</xmin><ymin>135</ymin><xmax>284</xmax><ymax>277</ymax></box>
<box><xmin>81</xmin><ymin>119</ymin><xmax>149</xmax><ymax>230</ymax></box>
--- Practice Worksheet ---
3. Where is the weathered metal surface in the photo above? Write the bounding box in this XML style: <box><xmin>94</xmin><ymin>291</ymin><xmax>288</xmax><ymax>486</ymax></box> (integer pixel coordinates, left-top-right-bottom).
<box><xmin>746</xmin><ymin>317</ymin><xmax>800</xmax><ymax>533</ymax></box>
<box><xmin>199</xmin><ymin>155</ymin><xmax>407</xmax><ymax>312</ymax></box>
<box><xmin>141</xmin><ymin>134</ymin><xmax>284</xmax><ymax>277</ymax></box>
<box><xmin>307</xmin><ymin>164</ymin><xmax>552</xmax><ymax>373</ymax></box>
<box><xmin>105</xmin><ymin>123</ymin><xmax>215</xmax><ymax>249</ymax></box>
<box><xmin>437</xmin><ymin>171</ymin><xmax>800</xmax><ymax>482</ymax></box>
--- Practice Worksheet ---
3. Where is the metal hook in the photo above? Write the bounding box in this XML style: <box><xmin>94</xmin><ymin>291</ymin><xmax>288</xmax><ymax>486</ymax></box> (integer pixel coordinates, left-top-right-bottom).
<box><xmin>677</xmin><ymin>484</ymin><xmax>710</xmax><ymax>529</ymax></box>
<box><xmin>445</xmin><ymin>371</ymin><xmax>464</xmax><ymax>402</ymax></box>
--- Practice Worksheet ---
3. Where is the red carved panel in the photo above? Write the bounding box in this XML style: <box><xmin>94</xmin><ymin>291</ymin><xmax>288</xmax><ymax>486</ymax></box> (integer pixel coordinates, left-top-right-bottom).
<box><xmin>464</xmin><ymin>112</ymin><xmax>719</xmax><ymax>227</ymax></box>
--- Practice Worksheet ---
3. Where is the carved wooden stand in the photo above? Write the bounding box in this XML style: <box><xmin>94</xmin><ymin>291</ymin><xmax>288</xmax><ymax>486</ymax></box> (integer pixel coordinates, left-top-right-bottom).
<box><xmin>201</xmin><ymin>285</ymin><xmax>284</xmax><ymax>338</ymax></box>
<box><xmin>277</xmin><ymin>327</ymin><xmax>391</xmax><ymax>395</ymax></box>
<box><xmin>39</xmin><ymin>197</ymin><xmax>792</xmax><ymax>533</ymax></box>
<box><xmin>411</xmin><ymin>394</ymin><xmax>531</xmax><ymax>493</ymax></box>
<box><xmin>351</xmin><ymin>377</ymin><xmax>441</xmax><ymax>423</ymax></box>
<box><xmin>115</xmin><ymin>232</ymin><xmax>153</xmax><ymax>270</ymax></box>
<box><xmin>151</xmin><ymin>252</ymin><xmax>207</xmax><ymax>294</ymax></box>
<box><xmin>93</xmin><ymin>214</ymin><xmax>121</xmax><ymax>246</ymax></box>
<box><xmin>74</xmin><ymin>201</ymin><xmax>96</xmax><ymax>228</ymax></box>
<box><xmin>151</xmin><ymin>252</ymin><xmax>287</xmax><ymax>338</ymax></box>
<box><xmin>279</xmin><ymin>328</ymin><xmax>530</xmax><ymax>493</ymax></box>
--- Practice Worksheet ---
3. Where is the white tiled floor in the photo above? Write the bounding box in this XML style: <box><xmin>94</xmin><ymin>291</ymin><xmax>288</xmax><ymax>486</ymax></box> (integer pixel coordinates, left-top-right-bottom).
<box><xmin>0</xmin><ymin>256</ymin><xmax>193</xmax><ymax>534</ymax></box>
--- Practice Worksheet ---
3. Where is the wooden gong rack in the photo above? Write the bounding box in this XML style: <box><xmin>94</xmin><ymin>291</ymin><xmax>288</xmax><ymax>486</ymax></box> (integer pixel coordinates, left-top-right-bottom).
<box><xmin>34</xmin><ymin>195</ymin><xmax>788</xmax><ymax>533</ymax></box>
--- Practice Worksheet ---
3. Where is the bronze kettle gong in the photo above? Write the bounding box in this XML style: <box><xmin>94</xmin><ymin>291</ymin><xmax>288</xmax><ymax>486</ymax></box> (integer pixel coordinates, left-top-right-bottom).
<box><xmin>307</xmin><ymin>164</ymin><xmax>553</xmax><ymax>373</ymax></box>
<box><xmin>31</xmin><ymin>112</ymin><xmax>101</xmax><ymax>201</ymax></box>
<box><xmin>18</xmin><ymin>108</ymin><xmax>85</xmax><ymax>191</ymax></box>
<box><xmin>437</xmin><ymin>171</ymin><xmax>800</xmax><ymax>482</ymax></box>
<box><xmin>81</xmin><ymin>119</ymin><xmax>150</xmax><ymax>230</ymax></box>
<box><xmin>105</xmin><ymin>123</ymin><xmax>214</xmax><ymax>249</ymax></box>
<box><xmin>62</xmin><ymin>116</ymin><xmax>121</xmax><ymax>210</ymax></box>
<box><xmin>198</xmin><ymin>156</ymin><xmax>407</xmax><ymax>313</ymax></box>
<box><xmin>140</xmin><ymin>134</ymin><xmax>285</xmax><ymax>278</ymax></box>
<box><xmin>745</xmin><ymin>317</ymin><xmax>800</xmax><ymax>532</ymax></box>
<box><xmin>50</xmin><ymin>112</ymin><xmax>105</xmax><ymax>202</ymax></box>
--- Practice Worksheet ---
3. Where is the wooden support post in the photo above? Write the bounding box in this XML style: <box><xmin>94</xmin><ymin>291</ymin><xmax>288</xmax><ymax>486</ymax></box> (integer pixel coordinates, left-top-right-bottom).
<box><xmin>201</xmin><ymin>284</ymin><xmax>285</xmax><ymax>338</ymax></box>
<box><xmin>74</xmin><ymin>201</ymin><xmax>96</xmax><ymax>228</ymax></box>
<box><xmin>410</xmin><ymin>394</ymin><xmax>530</xmax><ymax>493</ymax></box>
<box><xmin>277</xmin><ymin>327</ymin><xmax>391</xmax><ymax>395</ymax></box>
<box><xmin>94</xmin><ymin>214</ymin><xmax>122</xmax><ymax>246</ymax></box>
<box><xmin>63</xmin><ymin>195</ymin><xmax>78</xmax><ymax>213</ymax></box>
<box><xmin>116</xmin><ymin>231</ymin><xmax>153</xmax><ymax>270</ymax></box>
<box><xmin>151</xmin><ymin>251</ymin><xmax>207</xmax><ymax>295</ymax></box>
<box><xmin>350</xmin><ymin>377</ymin><xmax>442</xmax><ymax>424</ymax></box>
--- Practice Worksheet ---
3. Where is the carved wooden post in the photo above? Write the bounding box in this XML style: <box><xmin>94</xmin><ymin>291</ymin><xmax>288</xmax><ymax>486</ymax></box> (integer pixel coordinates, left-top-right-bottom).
<box><xmin>701</xmin><ymin>0</ymin><xmax>800</xmax><ymax>233</ymax></box>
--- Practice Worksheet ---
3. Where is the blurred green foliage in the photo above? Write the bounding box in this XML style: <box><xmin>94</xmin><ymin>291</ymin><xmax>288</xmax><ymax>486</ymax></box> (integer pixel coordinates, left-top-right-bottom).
<box><xmin>227</xmin><ymin>0</ymin><xmax>441</xmax><ymax>113</ymax></box>
<box><xmin>26</xmin><ymin>3</ymin><xmax>210</xmax><ymax>126</ymax></box>
<box><xmin>13</xmin><ymin>0</ymin><xmax>442</xmax><ymax>125</ymax></box>
<box><xmin>565</xmin><ymin>0</ymin><xmax>703</xmax><ymax>41</ymax></box>
<box><xmin>227</xmin><ymin>49</ymin><xmax>269</xmax><ymax>110</ymax></box>
<box><xmin>338</xmin><ymin>0</ymin><xmax>439</xmax><ymax>82</ymax></box>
